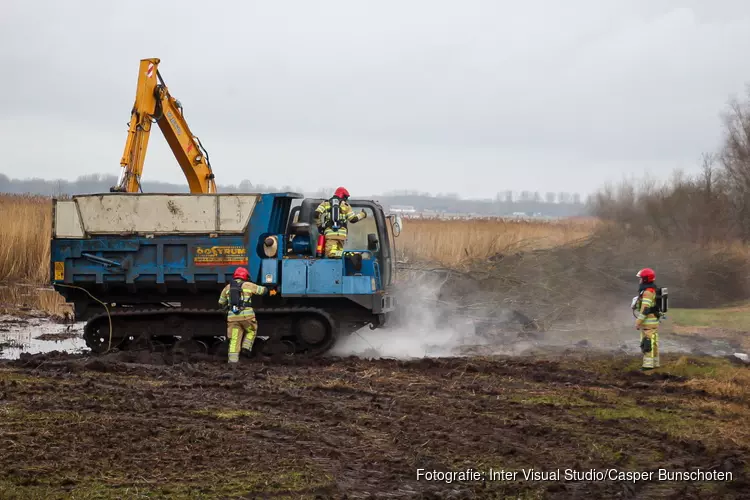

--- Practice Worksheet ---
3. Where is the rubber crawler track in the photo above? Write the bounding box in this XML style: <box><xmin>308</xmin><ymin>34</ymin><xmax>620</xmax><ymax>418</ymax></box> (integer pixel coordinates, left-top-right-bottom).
<box><xmin>83</xmin><ymin>306</ymin><xmax>339</xmax><ymax>359</ymax></box>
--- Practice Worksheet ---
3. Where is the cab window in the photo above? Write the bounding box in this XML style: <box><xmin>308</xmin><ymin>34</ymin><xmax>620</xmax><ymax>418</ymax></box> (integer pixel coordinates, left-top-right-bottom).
<box><xmin>344</xmin><ymin>206</ymin><xmax>378</xmax><ymax>251</ymax></box>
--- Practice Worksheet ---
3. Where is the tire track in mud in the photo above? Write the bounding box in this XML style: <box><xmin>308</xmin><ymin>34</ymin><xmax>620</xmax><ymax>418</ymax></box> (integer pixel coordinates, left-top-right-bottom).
<box><xmin>0</xmin><ymin>351</ymin><xmax>748</xmax><ymax>498</ymax></box>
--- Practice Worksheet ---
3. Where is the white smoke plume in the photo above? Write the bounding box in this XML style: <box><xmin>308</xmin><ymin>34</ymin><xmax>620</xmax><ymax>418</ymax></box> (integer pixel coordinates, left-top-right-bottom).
<box><xmin>328</xmin><ymin>271</ymin><xmax>668</xmax><ymax>360</ymax></box>
<box><xmin>328</xmin><ymin>270</ymin><xmax>497</xmax><ymax>359</ymax></box>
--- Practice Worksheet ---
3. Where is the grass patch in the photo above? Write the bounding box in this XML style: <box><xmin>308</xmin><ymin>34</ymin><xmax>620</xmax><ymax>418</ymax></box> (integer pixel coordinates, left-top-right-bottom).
<box><xmin>579</xmin><ymin>402</ymin><xmax>714</xmax><ymax>444</ymax></box>
<box><xmin>661</xmin><ymin>355</ymin><xmax>725</xmax><ymax>378</ymax></box>
<box><xmin>0</xmin><ymin>469</ymin><xmax>336</xmax><ymax>498</ymax></box>
<box><xmin>655</xmin><ymin>354</ymin><xmax>750</xmax><ymax>381</ymax></box>
<box><xmin>580</xmin><ymin>387</ymin><xmax>624</xmax><ymax>405</ymax></box>
<box><xmin>669</xmin><ymin>303</ymin><xmax>750</xmax><ymax>331</ymax></box>
<box><xmin>581</xmin><ymin>397</ymin><xmax>750</xmax><ymax>450</ymax></box>
<box><xmin>509</xmin><ymin>393</ymin><xmax>597</xmax><ymax>408</ymax></box>
<box><xmin>566</xmin><ymin>355</ymin><xmax>750</xmax><ymax>447</ymax></box>
<box><xmin>606</xmin><ymin>354</ymin><xmax>750</xmax><ymax>400</ymax></box>
<box><xmin>666</xmin><ymin>356</ymin><xmax>750</xmax><ymax>400</ymax></box>
<box><xmin>586</xmin><ymin>442</ymin><xmax>632</xmax><ymax>466</ymax></box>
<box><xmin>590</xmin><ymin>405</ymin><xmax>670</xmax><ymax>421</ymax></box>
<box><xmin>0</xmin><ymin>405</ymin><xmax>92</xmax><ymax>428</ymax></box>
<box><xmin>0</xmin><ymin>368</ymin><xmax>49</xmax><ymax>385</ymax></box>
<box><xmin>192</xmin><ymin>408</ymin><xmax>262</xmax><ymax>419</ymax></box>
<box><xmin>103</xmin><ymin>374</ymin><xmax>168</xmax><ymax>387</ymax></box>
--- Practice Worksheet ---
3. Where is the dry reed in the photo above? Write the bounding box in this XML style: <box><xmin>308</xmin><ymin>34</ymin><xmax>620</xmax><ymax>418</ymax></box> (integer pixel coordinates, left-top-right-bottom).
<box><xmin>1</xmin><ymin>194</ymin><xmax>600</xmax><ymax>285</ymax></box>
<box><xmin>0</xmin><ymin>284</ymin><xmax>71</xmax><ymax>318</ymax></box>
<box><xmin>0</xmin><ymin>195</ymin><xmax>52</xmax><ymax>284</ymax></box>
<box><xmin>396</xmin><ymin>217</ymin><xmax>599</xmax><ymax>267</ymax></box>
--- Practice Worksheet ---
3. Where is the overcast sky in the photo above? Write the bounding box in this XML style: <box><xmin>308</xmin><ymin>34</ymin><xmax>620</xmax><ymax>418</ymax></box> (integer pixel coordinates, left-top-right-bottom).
<box><xmin>2</xmin><ymin>1</ymin><xmax>750</xmax><ymax>199</ymax></box>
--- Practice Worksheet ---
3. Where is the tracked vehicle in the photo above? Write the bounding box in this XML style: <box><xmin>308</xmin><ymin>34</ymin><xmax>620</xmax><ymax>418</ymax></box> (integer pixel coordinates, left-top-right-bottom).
<box><xmin>50</xmin><ymin>193</ymin><xmax>402</xmax><ymax>357</ymax></box>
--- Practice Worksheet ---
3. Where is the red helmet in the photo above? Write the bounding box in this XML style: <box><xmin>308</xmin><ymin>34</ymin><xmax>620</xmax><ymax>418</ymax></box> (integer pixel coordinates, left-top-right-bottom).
<box><xmin>636</xmin><ymin>268</ymin><xmax>655</xmax><ymax>283</ymax></box>
<box><xmin>334</xmin><ymin>187</ymin><xmax>350</xmax><ymax>199</ymax></box>
<box><xmin>233</xmin><ymin>267</ymin><xmax>249</xmax><ymax>280</ymax></box>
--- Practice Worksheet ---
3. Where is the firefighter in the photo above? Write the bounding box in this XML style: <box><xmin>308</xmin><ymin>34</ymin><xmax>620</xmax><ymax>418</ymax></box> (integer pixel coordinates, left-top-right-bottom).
<box><xmin>633</xmin><ymin>267</ymin><xmax>660</xmax><ymax>370</ymax></box>
<box><xmin>218</xmin><ymin>267</ymin><xmax>276</xmax><ymax>364</ymax></box>
<box><xmin>314</xmin><ymin>186</ymin><xmax>367</xmax><ymax>258</ymax></box>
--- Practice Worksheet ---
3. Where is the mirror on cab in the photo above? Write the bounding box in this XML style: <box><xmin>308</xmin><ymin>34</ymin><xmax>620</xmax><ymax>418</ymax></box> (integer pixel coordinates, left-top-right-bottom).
<box><xmin>367</xmin><ymin>233</ymin><xmax>379</xmax><ymax>251</ymax></box>
<box><xmin>389</xmin><ymin>214</ymin><xmax>403</xmax><ymax>237</ymax></box>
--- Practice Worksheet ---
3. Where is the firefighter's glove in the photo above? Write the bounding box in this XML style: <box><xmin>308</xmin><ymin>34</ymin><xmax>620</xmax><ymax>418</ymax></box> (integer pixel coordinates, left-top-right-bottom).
<box><xmin>640</xmin><ymin>337</ymin><xmax>652</xmax><ymax>354</ymax></box>
<box><xmin>269</xmin><ymin>289</ymin><xmax>278</xmax><ymax>297</ymax></box>
<box><xmin>360</xmin><ymin>210</ymin><xmax>367</xmax><ymax>219</ymax></box>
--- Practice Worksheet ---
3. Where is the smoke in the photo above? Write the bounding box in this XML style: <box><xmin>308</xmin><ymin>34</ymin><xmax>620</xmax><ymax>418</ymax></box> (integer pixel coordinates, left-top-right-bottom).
<box><xmin>326</xmin><ymin>274</ymin><xmax>647</xmax><ymax>360</ymax></box>
<box><xmin>328</xmin><ymin>264</ymin><xmax>747</xmax><ymax>361</ymax></box>
<box><xmin>329</xmin><ymin>271</ymin><xmax>504</xmax><ymax>359</ymax></box>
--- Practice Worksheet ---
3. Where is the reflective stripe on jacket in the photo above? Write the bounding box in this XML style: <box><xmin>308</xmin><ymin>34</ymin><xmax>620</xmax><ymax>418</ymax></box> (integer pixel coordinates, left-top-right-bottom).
<box><xmin>635</xmin><ymin>287</ymin><xmax>660</xmax><ymax>329</ymax></box>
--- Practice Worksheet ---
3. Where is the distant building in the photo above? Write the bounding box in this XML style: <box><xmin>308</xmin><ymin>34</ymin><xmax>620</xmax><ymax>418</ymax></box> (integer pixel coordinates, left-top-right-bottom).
<box><xmin>388</xmin><ymin>205</ymin><xmax>416</xmax><ymax>214</ymax></box>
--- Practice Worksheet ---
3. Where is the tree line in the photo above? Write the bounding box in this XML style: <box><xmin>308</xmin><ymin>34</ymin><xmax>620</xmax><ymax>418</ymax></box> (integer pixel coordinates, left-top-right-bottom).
<box><xmin>590</xmin><ymin>85</ymin><xmax>750</xmax><ymax>244</ymax></box>
<box><xmin>0</xmin><ymin>175</ymin><xmax>589</xmax><ymax>217</ymax></box>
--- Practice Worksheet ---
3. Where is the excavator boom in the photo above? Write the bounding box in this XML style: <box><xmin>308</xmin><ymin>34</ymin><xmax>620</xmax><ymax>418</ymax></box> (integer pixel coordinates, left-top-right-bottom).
<box><xmin>112</xmin><ymin>58</ymin><xmax>217</xmax><ymax>193</ymax></box>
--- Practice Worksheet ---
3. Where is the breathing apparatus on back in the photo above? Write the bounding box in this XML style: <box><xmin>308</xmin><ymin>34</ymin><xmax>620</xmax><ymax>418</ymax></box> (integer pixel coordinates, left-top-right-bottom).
<box><xmin>329</xmin><ymin>196</ymin><xmax>342</xmax><ymax>231</ymax></box>
<box><xmin>228</xmin><ymin>267</ymin><xmax>250</xmax><ymax>314</ymax></box>
<box><xmin>630</xmin><ymin>267</ymin><xmax>668</xmax><ymax>321</ymax></box>
<box><xmin>229</xmin><ymin>280</ymin><xmax>245</xmax><ymax>314</ymax></box>
<box><xmin>321</xmin><ymin>187</ymin><xmax>351</xmax><ymax>232</ymax></box>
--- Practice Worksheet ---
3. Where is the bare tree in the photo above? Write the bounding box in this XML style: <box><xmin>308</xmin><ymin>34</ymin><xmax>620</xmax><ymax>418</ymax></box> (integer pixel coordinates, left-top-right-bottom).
<box><xmin>719</xmin><ymin>87</ymin><xmax>750</xmax><ymax>241</ymax></box>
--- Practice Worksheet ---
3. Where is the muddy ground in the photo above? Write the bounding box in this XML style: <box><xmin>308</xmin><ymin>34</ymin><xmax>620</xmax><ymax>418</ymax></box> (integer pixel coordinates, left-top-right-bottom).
<box><xmin>1</xmin><ymin>348</ymin><xmax>749</xmax><ymax>499</ymax></box>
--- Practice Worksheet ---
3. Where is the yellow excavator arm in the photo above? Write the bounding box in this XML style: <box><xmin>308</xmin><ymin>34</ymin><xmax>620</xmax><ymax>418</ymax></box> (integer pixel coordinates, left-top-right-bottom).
<box><xmin>111</xmin><ymin>58</ymin><xmax>217</xmax><ymax>194</ymax></box>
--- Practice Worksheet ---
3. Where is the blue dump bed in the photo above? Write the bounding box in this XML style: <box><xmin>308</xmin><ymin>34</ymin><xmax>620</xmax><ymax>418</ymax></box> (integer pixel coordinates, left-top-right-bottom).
<box><xmin>51</xmin><ymin>193</ymin><xmax>278</xmax><ymax>291</ymax></box>
<box><xmin>50</xmin><ymin>192</ymin><xmax>386</xmax><ymax>296</ymax></box>
<box><xmin>50</xmin><ymin>192</ymin><xmax>397</xmax><ymax>356</ymax></box>
<box><xmin>52</xmin><ymin>234</ymin><xmax>380</xmax><ymax>294</ymax></box>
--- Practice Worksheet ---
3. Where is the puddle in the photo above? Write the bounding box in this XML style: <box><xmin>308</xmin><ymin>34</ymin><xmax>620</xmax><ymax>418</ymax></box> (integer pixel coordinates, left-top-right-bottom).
<box><xmin>0</xmin><ymin>314</ymin><xmax>86</xmax><ymax>360</ymax></box>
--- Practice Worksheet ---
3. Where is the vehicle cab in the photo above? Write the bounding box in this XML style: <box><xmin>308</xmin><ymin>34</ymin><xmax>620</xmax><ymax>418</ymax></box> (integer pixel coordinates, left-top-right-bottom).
<box><xmin>281</xmin><ymin>198</ymin><xmax>402</xmax><ymax>319</ymax></box>
<box><xmin>285</xmin><ymin>198</ymin><xmax>401</xmax><ymax>285</ymax></box>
